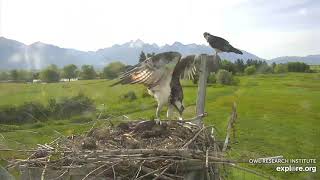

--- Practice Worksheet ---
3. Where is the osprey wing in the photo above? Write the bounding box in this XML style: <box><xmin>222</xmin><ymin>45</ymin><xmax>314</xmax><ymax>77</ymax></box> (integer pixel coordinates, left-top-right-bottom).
<box><xmin>208</xmin><ymin>35</ymin><xmax>229</xmax><ymax>49</ymax></box>
<box><xmin>211</xmin><ymin>35</ymin><xmax>229</xmax><ymax>43</ymax></box>
<box><xmin>174</xmin><ymin>55</ymin><xmax>199</xmax><ymax>80</ymax></box>
<box><xmin>174</xmin><ymin>55</ymin><xmax>220</xmax><ymax>80</ymax></box>
<box><xmin>111</xmin><ymin>52</ymin><xmax>181</xmax><ymax>87</ymax></box>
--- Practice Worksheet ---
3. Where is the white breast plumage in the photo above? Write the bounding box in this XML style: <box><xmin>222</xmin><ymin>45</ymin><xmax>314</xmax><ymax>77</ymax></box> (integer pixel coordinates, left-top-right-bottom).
<box><xmin>148</xmin><ymin>73</ymin><xmax>172</xmax><ymax>107</ymax></box>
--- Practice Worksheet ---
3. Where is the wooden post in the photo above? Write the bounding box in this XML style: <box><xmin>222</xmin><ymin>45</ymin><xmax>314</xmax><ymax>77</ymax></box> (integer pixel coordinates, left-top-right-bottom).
<box><xmin>195</xmin><ymin>54</ymin><xmax>210</xmax><ymax>126</ymax></box>
<box><xmin>194</xmin><ymin>54</ymin><xmax>220</xmax><ymax>180</ymax></box>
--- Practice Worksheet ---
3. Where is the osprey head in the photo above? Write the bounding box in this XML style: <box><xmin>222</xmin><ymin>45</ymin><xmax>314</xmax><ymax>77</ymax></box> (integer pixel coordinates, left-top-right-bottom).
<box><xmin>203</xmin><ymin>32</ymin><xmax>210</xmax><ymax>41</ymax></box>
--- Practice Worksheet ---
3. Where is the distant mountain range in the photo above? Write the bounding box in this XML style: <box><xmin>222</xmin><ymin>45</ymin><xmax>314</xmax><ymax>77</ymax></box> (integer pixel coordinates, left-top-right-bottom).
<box><xmin>268</xmin><ymin>55</ymin><xmax>320</xmax><ymax>65</ymax></box>
<box><xmin>0</xmin><ymin>37</ymin><xmax>319</xmax><ymax>70</ymax></box>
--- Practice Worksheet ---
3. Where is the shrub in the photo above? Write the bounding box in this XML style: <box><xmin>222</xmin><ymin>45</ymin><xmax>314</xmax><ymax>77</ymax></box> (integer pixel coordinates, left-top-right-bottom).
<box><xmin>207</xmin><ymin>73</ymin><xmax>216</xmax><ymax>84</ymax></box>
<box><xmin>0</xmin><ymin>94</ymin><xmax>95</xmax><ymax>124</ymax></box>
<box><xmin>216</xmin><ymin>70</ymin><xmax>233</xmax><ymax>85</ymax></box>
<box><xmin>0</xmin><ymin>102</ymin><xmax>48</xmax><ymax>124</ymax></box>
<box><xmin>274</xmin><ymin>64</ymin><xmax>288</xmax><ymax>73</ymax></box>
<box><xmin>50</xmin><ymin>93</ymin><xmax>95</xmax><ymax>118</ymax></box>
<box><xmin>121</xmin><ymin>91</ymin><xmax>137</xmax><ymax>101</ymax></box>
<box><xmin>244</xmin><ymin>65</ymin><xmax>256</xmax><ymax>75</ymax></box>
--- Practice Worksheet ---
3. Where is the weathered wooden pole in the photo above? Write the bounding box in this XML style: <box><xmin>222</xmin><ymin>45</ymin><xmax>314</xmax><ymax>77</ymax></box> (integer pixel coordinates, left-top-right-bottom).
<box><xmin>195</xmin><ymin>54</ymin><xmax>220</xmax><ymax>126</ymax></box>
<box><xmin>194</xmin><ymin>54</ymin><xmax>220</xmax><ymax>180</ymax></box>
<box><xmin>184</xmin><ymin>55</ymin><xmax>211</xmax><ymax>180</ymax></box>
<box><xmin>195</xmin><ymin>54</ymin><xmax>210</xmax><ymax>127</ymax></box>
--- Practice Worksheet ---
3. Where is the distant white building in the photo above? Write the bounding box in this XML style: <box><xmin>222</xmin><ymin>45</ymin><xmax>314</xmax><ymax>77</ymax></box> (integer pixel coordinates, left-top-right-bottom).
<box><xmin>32</xmin><ymin>79</ymin><xmax>42</xmax><ymax>83</ymax></box>
<box><xmin>60</xmin><ymin>78</ymin><xmax>79</xmax><ymax>82</ymax></box>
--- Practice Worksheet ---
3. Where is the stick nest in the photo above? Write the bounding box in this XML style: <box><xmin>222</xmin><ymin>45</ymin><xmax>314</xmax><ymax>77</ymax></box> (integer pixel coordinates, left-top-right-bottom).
<box><xmin>13</xmin><ymin>120</ymin><xmax>225</xmax><ymax>179</ymax></box>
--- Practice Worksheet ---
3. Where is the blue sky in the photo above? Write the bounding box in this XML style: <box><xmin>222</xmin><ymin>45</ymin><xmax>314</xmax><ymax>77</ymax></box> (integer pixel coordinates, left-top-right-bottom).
<box><xmin>0</xmin><ymin>0</ymin><xmax>319</xmax><ymax>59</ymax></box>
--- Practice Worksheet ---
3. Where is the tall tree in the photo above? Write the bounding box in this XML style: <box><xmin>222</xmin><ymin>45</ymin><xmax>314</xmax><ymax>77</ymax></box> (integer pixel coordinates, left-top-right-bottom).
<box><xmin>62</xmin><ymin>64</ymin><xmax>78</xmax><ymax>81</ymax></box>
<box><xmin>234</xmin><ymin>59</ymin><xmax>245</xmax><ymax>73</ymax></box>
<box><xmin>139</xmin><ymin>51</ymin><xmax>147</xmax><ymax>63</ymax></box>
<box><xmin>47</xmin><ymin>64</ymin><xmax>59</xmax><ymax>71</ymax></box>
<box><xmin>40</xmin><ymin>65</ymin><xmax>60</xmax><ymax>83</ymax></box>
<box><xmin>220</xmin><ymin>60</ymin><xmax>236</xmax><ymax>74</ymax></box>
<box><xmin>9</xmin><ymin>69</ymin><xmax>19</xmax><ymax>81</ymax></box>
<box><xmin>80</xmin><ymin>65</ymin><xmax>96</xmax><ymax>80</ymax></box>
<box><xmin>102</xmin><ymin>62</ymin><xmax>126</xmax><ymax>79</ymax></box>
<box><xmin>287</xmin><ymin>62</ymin><xmax>310</xmax><ymax>72</ymax></box>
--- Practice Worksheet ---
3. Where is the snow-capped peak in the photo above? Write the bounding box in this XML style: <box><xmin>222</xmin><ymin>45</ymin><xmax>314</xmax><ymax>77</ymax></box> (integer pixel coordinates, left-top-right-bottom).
<box><xmin>129</xmin><ymin>39</ymin><xmax>144</xmax><ymax>48</ymax></box>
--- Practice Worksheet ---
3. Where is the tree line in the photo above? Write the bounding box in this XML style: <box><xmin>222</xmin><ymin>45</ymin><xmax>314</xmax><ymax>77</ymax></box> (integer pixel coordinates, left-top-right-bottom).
<box><xmin>140</xmin><ymin>51</ymin><xmax>312</xmax><ymax>75</ymax></box>
<box><xmin>0</xmin><ymin>53</ymin><xmax>312</xmax><ymax>83</ymax></box>
<box><xmin>219</xmin><ymin>59</ymin><xmax>311</xmax><ymax>75</ymax></box>
<box><xmin>0</xmin><ymin>51</ymin><xmax>154</xmax><ymax>83</ymax></box>
<box><xmin>190</xmin><ymin>60</ymin><xmax>312</xmax><ymax>86</ymax></box>
<box><xmin>0</xmin><ymin>62</ymin><xmax>128</xmax><ymax>83</ymax></box>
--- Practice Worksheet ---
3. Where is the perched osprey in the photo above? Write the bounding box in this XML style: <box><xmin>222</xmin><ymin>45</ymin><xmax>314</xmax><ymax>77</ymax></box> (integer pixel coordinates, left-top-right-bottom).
<box><xmin>111</xmin><ymin>52</ymin><xmax>218</xmax><ymax>123</ymax></box>
<box><xmin>203</xmin><ymin>32</ymin><xmax>243</xmax><ymax>56</ymax></box>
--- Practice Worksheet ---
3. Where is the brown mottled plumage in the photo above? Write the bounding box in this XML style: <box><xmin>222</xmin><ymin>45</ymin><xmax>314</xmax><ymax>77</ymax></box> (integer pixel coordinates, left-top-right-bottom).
<box><xmin>111</xmin><ymin>52</ymin><xmax>219</xmax><ymax>123</ymax></box>
<box><xmin>203</xmin><ymin>32</ymin><xmax>243</xmax><ymax>56</ymax></box>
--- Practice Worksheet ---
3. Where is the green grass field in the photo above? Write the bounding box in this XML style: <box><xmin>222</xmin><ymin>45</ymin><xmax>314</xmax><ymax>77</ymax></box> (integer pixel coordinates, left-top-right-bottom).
<box><xmin>0</xmin><ymin>73</ymin><xmax>319</xmax><ymax>179</ymax></box>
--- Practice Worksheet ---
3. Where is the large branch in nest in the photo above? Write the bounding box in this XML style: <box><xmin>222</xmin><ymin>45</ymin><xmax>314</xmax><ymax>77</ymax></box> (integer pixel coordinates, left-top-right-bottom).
<box><xmin>181</xmin><ymin>125</ymin><xmax>212</xmax><ymax>149</ymax></box>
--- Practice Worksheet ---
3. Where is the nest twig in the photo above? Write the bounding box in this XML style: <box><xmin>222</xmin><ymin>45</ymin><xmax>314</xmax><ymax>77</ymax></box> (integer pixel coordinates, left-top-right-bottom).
<box><xmin>4</xmin><ymin>112</ymin><xmax>272</xmax><ymax>179</ymax></box>
<box><xmin>8</xmin><ymin>120</ymin><xmax>223</xmax><ymax>179</ymax></box>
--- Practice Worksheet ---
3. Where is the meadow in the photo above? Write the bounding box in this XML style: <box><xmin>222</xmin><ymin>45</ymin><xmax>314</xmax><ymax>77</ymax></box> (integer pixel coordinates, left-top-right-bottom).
<box><xmin>0</xmin><ymin>73</ymin><xmax>319</xmax><ymax>179</ymax></box>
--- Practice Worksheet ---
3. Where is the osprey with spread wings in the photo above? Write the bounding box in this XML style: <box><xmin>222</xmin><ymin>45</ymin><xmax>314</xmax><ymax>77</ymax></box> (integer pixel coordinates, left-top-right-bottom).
<box><xmin>111</xmin><ymin>52</ymin><xmax>219</xmax><ymax>122</ymax></box>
